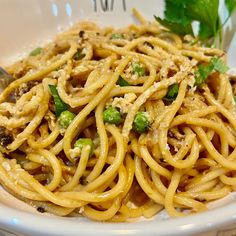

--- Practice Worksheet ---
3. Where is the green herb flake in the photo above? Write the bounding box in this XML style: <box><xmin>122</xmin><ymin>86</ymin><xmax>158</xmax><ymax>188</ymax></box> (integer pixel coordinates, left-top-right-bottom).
<box><xmin>210</xmin><ymin>57</ymin><xmax>229</xmax><ymax>73</ymax></box>
<box><xmin>117</xmin><ymin>75</ymin><xmax>130</xmax><ymax>87</ymax></box>
<box><xmin>29</xmin><ymin>47</ymin><xmax>42</xmax><ymax>56</ymax></box>
<box><xmin>48</xmin><ymin>85</ymin><xmax>68</xmax><ymax>117</ymax></box>
<box><xmin>194</xmin><ymin>57</ymin><xmax>228</xmax><ymax>87</ymax></box>
<box><xmin>164</xmin><ymin>83</ymin><xmax>179</xmax><ymax>101</ymax></box>
<box><xmin>73</xmin><ymin>49</ymin><xmax>85</xmax><ymax>60</ymax></box>
<box><xmin>132</xmin><ymin>63</ymin><xmax>145</xmax><ymax>77</ymax></box>
<box><xmin>234</xmin><ymin>95</ymin><xmax>236</xmax><ymax>102</ymax></box>
<box><xmin>111</xmin><ymin>33</ymin><xmax>124</xmax><ymax>39</ymax></box>
<box><xmin>195</xmin><ymin>63</ymin><xmax>215</xmax><ymax>87</ymax></box>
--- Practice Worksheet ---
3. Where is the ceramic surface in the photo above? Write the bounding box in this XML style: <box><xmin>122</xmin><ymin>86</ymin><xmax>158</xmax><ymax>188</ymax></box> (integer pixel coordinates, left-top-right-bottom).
<box><xmin>0</xmin><ymin>1</ymin><xmax>236</xmax><ymax>235</ymax></box>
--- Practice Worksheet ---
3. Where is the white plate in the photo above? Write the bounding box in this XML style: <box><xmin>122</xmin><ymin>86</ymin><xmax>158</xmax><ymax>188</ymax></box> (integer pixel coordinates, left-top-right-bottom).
<box><xmin>0</xmin><ymin>1</ymin><xmax>236</xmax><ymax>235</ymax></box>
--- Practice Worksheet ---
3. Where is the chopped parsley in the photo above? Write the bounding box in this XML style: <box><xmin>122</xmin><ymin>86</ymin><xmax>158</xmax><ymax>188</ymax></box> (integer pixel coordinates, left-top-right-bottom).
<box><xmin>48</xmin><ymin>85</ymin><xmax>68</xmax><ymax>117</ymax></box>
<box><xmin>117</xmin><ymin>76</ymin><xmax>130</xmax><ymax>87</ymax></box>
<box><xmin>73</xmin><ymin>49</ymin><xmax>85</xmax><ymax>60</ymax></box>
<box><xmin>29</xmin><ymin>47</ymin><xmax>42</xmax><ymax>56</ymax></box>
<box><xmin>210</xmin><ymin>57</ymin><xmax>229</xmax><ymax>73</ymax></box>
<box><xmin>111</xmin><ymin>33</ymin><xmax>124</xmax><ymax>39</ymax></box>
<box><xmin>195</xmin><ymin>57</ymin><xmax>229</xmax><ymax>87</ymax></box>
<box><xmin>132</xmin><ymin>63</ymin><xmax>145</xmax><ymax>76</ymax></box>
<box><xmin>164</xmin><ymin>83</ymin><xmax>179</xmax><ymax>101</ymax></box>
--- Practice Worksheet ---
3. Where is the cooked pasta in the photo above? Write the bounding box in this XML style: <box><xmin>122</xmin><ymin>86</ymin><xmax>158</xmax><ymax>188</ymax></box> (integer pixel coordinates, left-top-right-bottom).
<box><xmin>0</xmin><ymin>10</ymin><xmax>235</xmax><ymax>221</ymax></box>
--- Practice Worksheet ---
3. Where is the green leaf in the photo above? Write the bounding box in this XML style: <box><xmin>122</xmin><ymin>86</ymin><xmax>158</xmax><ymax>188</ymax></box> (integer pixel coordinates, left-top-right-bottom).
<box><xmin>29</xmin><ymin>47</ymin><xmax>42</xmax><ymax>56</ymax></box>
<box><xmin>48</xmin><ymin>85</ymin><xmax>68</xmax><ymax>117</ymax></box>
<box><xmin>164</xmin><ymin>0</ymin><xmax>191</xmax><ymax>26</ymax></box>
<box><xmin>156</xmin><ymin>0</ymin><xmax>224</xmax><ymax>46</ymax></box>
<box><xmin>155</xmin><ymin>16</ymin><xmax>193</xmax><ymax>35</ymax></box>
<box><xmin>164</xmin><ymin>83</ymin><xmax>179</xmax><ymax>101</ymax></box>
<box><xmin>132</xmin><ymin>63</ymin><xmax>145</xmax><ymax>77</ymax></box>
<box><xmin>195</xmin><ymin>62</ymin><xmax>215</xmax><ymax>87</ymax></box>
<box><xmin>156</xmin><ymin>0</ymin><xmax>233</xmax><ymax>48</ymax></box>
<box><xmin>210</xmin><ymin>57</ymin><xmax>229</xmax><ymax>73</ymax></box>
<box><xmin>198</xmin><ymin>23</ymin><xmax>214</xmax><ymax>40</ymax></box>
<box><xmin>111</xmin><ymin>33</ymin><xmax>124</xmax><ymax>39</ymax></box>
<box><xmin>225</xmin><ymin>0</ymin><xmax>236</xmax><ymax>15</ymax></box>
<box><xmin>186</xmin><ymin>0</ymin><xmax>219</xmax><ymax>35</ymax></box>
<box><xmin>194</xmin><ymin>57</ymin><xmax>229</xmax><ymax>87</ymax></box>
<box><xmin>117</xmin><ymin>76</ymin><xmax>130</xmax><ymax>87</ymax></box>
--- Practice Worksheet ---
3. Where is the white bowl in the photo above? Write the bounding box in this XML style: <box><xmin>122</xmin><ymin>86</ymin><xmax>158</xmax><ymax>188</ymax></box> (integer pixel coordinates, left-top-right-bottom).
<box><xmin>1</xmin><ymin>1</ymin><xmax>236</xmax><ymax>235</ymax></box>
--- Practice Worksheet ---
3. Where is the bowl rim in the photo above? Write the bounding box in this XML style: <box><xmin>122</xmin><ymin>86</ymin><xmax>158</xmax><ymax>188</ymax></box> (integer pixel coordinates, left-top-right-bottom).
<box><xmin>1</xmin><ymin>1</ymin><xmax>236</xmax><ymax>235</ymax></box>
<box><xmin>1</xmin><ymin>200</ymin><xmax>236</xmax><ymax>236</ymax></box>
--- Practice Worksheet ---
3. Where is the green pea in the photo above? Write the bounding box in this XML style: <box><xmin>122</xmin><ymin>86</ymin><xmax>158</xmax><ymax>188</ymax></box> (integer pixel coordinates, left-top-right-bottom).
<box><xmin>29</xmin><ymin>47</ymin><xmax>42</xmax><ymax>56</ymax></box>
<box><xmin>103</xmin><ymin>106</ymin><xmax>122</xmax><ymax>125</ymax></box>
<box><xmin>58</xmin><ymin>110</ymin><xmax>76</xmax><ymax>128</ymax></box>
<box><xmin>133</xmin><ymin>112</ymin><xmax>150</xmax><ymax>133</ymax></box>
<box><xmin>117</xmin><ymin>75</ymin><xmax>130</xmax><ymax>87</ymax></box>
<box><xmin>164</xmin><ymin>83</ymin><xmax>179</xmax><ymax>102</ymax></box>
<box><xmin>74</xmin><ymin>138</ymin><xmax>94</xmax><ymax>156</ymax></box>
<box><xmin>111</xmin><ymin>33</ymin><xmax>124</xmax><ymax>39</ymax></box>
<box><xmin>132</xmin><ymin>63</ymin><xmax>145</xmax><ymax>76</ymax></box>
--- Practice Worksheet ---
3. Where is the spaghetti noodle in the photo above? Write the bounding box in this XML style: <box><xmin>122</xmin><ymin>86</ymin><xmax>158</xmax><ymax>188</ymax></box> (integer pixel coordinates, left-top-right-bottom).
<box><xmin>0</xmin><ymin>10</ymin><xmax>235</xmax><ymax>221</ymax></box>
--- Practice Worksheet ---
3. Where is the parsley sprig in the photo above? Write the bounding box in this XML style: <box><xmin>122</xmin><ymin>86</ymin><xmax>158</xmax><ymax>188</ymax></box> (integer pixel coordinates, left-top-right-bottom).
<box><xmin>155</xmin><ymin>0</ymin><xmax>236</xmax><ymax>46</ymax></box>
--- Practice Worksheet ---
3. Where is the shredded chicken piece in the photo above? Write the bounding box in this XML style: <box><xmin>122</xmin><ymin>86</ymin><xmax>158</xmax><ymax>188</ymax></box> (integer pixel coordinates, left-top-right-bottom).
<box><xmin>107</xmin><ymin>93</ymin><xmax>137</xmax><ymax>113</ymax></box>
